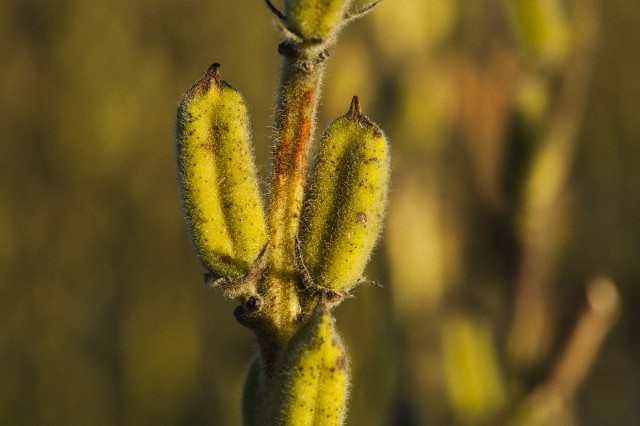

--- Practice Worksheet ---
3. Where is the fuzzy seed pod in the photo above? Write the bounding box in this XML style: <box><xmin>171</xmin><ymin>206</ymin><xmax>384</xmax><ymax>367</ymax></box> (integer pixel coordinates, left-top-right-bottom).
<box><xmin>285</xmin><ymin>0</ymin><xmax>353</xmax><ymax>41</ymax></box>
<box><xmin>176</xmin><ymin>63</ymin><xmax>267</xmax><ymax>279</ymax></box>
<box><xmin>272</xmin><ymin>305</ymin><xmax>349</xmax><ymax>426</ymax></box>
<box><xmin>299</xmin><ymin>96</ymin><xmax>389</xmax><ymax>292</ymax></box>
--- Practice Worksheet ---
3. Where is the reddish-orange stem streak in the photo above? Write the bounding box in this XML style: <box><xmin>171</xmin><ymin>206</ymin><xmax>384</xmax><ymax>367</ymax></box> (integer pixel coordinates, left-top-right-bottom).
<box><xmin>268</xmin><ymin>64</ymin><xmax>323</xmax><ymax>275</ymax></box>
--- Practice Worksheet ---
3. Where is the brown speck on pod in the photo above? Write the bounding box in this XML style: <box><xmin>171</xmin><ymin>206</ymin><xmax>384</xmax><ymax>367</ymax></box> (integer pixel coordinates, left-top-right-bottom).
<box><xmin>336</xmin><ymin>355</ymin><xmax>347</xmax><ymax>371</ymax></box>
<box><xmin>356</xmin><ymin>211</ymin><xmax>367</xmax><ymax>224</ymax></box>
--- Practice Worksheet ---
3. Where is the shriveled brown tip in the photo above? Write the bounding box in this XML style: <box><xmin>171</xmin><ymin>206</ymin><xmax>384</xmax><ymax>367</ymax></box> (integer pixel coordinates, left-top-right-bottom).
<box><xmin>187</xmin><ymin>63</ymin><xmax>223</xmax><ymax>96</ymax></box>
<box><xmin>347</xmin><ymin>96</ymin><xmax>363</xmax><ymax>120</ymax></box>
<box><xmin>346</xmin><ymin>95</ymin><xmax>375</xmax><ymax>126</ymax></box>
<box><xmin>205</xmin><ymin>62</ymin><xmax>223</xmax><ymax>86</ymax></box>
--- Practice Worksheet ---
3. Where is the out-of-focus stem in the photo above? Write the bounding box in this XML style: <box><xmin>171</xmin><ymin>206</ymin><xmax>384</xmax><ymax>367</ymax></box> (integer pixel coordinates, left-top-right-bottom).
<box><xmin>548</xmin><ymin>277</ymin><xmax>620</xmax><ymax>397</ymax></box>
<box><xmin>508</xmin><ymin>277</ymin><xmax>619</xmax><ymax>426</ymax></box>
<box><xmin>507</xmin><ymin>0</ymin><xmax>599</xmax><ymax>370</ymax></box>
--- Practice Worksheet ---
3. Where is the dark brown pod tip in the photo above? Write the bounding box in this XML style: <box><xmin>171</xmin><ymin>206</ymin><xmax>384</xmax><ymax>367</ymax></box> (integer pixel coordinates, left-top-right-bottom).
<box><xmin>346</xmin><ymin>95</ymin><xmax>374</xmax><ymax>126</ymax></box>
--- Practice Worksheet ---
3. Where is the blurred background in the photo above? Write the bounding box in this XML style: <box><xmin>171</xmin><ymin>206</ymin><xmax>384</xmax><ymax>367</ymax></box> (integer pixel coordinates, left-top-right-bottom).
<box><xmin>1</xmin><ymin>0</ymin><xmax>639</xmax><ymax>424</ymax></box>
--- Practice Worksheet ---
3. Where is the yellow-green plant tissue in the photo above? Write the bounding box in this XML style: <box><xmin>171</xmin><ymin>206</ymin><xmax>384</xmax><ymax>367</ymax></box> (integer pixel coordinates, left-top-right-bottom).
<box><xmin>299</xmin><ymin>96</ymin><xmax>389</xmax><ymax>292</ymax></box>
<box><xmin>285</xmin><ymin>0</ymin><xmax>353</xmax><ymax>41</ymax></box>
<box><xmin>176</xmin><ymin>63</ymin><xmax>267</xmax><ymax>279</ymax></box>
<box><xmin>272</xmin><ymin>306</ymin><xmax>349</xmax><ymax>425</ymax></box>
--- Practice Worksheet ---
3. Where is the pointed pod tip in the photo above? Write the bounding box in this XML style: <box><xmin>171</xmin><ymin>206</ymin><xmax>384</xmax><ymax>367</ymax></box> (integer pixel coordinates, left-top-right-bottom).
<box><xmin>205</xmin><ymin>62</ymin><xmax>223</xmax><ymax>86</ymax></box>
<box><xmin>346</xmin><ymin>95</ymin><xmax>377</xmax><ymax>128</ymax></box>
<box><xmin>187</xmin><ymin>63</ymin><xmax>223</xmax><ymax>97</ymax></box>
<box><xmin>347</xmin><ymin>95</ymin><xmax>363</xmax><ymax>119</ymax></box>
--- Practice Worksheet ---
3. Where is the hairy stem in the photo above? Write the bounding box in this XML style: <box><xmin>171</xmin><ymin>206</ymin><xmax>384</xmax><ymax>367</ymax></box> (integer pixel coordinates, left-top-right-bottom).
<box><xmin>258</xmin><ymin>54</ymin><xmax>326</xmax><ymax>377</ymax></box>
<box><xmin>269</xmin><ymin>58</ymin><xmax>325</xmax><ymax>282</ymax></box>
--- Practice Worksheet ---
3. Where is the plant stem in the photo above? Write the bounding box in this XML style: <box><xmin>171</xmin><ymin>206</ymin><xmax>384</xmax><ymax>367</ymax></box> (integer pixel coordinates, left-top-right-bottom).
<box><xmin>269</xmin><ymin>58</ymin><xmax>325</xmax><ymax>282</ymax></box>
<box><xmin>258</xmin><ymin>53</ymin><xmax>326</xmax><ymax>377</ymax></box>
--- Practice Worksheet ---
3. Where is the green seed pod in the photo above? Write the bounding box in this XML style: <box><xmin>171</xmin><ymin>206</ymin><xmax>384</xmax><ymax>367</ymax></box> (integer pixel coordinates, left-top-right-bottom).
<box><xmin>176</xmin><ymin>63</ymin><xmax>267</xmax><ymax>279</ymax></box>
<box><xmin>299</xmin><ymin>96</ymin><xmax>389</xmax><ymax>292</ymax></box>
<box><xmin>242</xmin><ymin>356</ymin><xmax>265</xmax><ymax>426</ymax></box>
<box><xmin>272</xmin><ymin>305</ymin><xmax>349</xmax><ymax>426</ymax></box>
<box><xmin>285</xmin><ymin>0</ymin><xmax>353</xmax><ymax>41</ymax></box>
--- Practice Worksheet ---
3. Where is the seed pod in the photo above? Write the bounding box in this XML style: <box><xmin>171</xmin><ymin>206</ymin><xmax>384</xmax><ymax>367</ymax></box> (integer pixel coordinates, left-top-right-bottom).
<box><xmin>176</xmin><ymin>63</ymin><xmax>267</xmax><ymax>279</ymax></box>
<box><xmin>272</xmin><ymin>305</ymin><xmax>349</xmax><ymax>426</ymax></box>
<box><xmin>299</xmin><ymin>96</ymin><xmax>389</xmax><ymax>292</ymax></box>
<box><xmin>285</xmin><ymin>0</ymin><xmax>353</xmax><ymax>41</ymax></box>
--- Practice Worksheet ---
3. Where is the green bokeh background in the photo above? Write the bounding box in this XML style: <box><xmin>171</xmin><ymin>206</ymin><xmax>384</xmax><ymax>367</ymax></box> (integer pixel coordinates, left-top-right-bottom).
<box><xmin>1</xmin><ymin>0</ymin><xmax>639</xmax><ymax>424</ymax></box>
